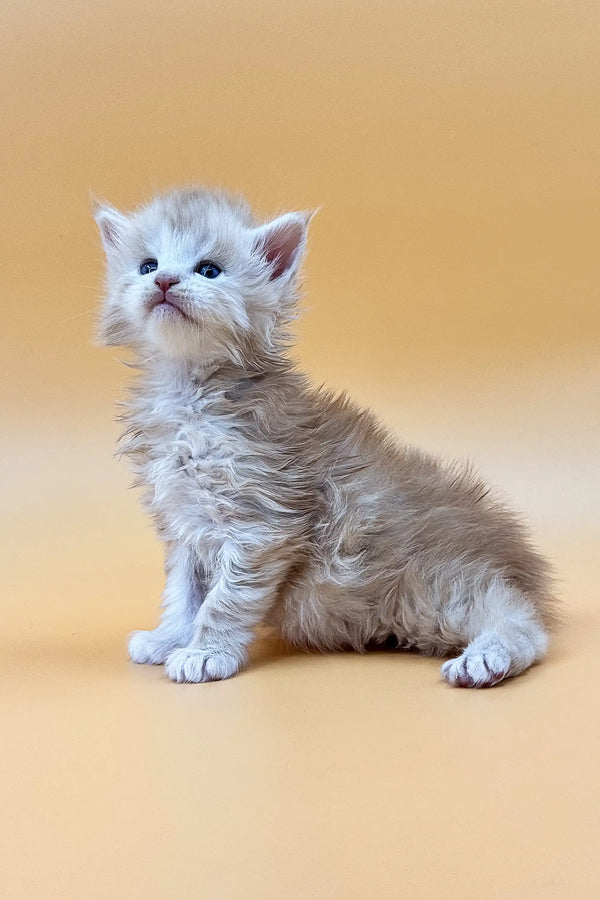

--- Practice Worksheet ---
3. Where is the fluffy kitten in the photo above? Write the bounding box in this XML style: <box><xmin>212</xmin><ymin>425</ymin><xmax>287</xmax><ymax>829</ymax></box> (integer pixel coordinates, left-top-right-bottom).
<box><xmin>95</xmin><ymin>187</ymin><xmax>557</xmax><ymax>687</ymax></box>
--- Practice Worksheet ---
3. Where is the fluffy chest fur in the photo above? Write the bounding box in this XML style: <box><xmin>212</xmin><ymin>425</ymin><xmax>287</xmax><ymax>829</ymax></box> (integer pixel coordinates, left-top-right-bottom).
<box><xmin>122</xmin><ymin>372</ymin><xmax>251</xmax><ymax>560</ymax></box>
<box><xmin>120</xmin><ymin>365</ymin><xmax>316</xmax><ymax>571</ymax></box>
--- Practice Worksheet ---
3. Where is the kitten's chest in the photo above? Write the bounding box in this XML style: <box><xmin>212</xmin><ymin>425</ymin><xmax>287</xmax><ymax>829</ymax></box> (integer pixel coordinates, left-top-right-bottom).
<box><xmin>134</xmin><ymin>390</ymin><xmax>243</xmax><ymax>549</ymax></box>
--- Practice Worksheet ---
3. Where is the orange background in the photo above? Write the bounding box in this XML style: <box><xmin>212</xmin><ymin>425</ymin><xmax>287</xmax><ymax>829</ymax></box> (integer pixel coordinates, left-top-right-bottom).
<box><xmin>2</xmin><ymin>2</ymin><xmax>599</xmax><ymax>897</ymax></box>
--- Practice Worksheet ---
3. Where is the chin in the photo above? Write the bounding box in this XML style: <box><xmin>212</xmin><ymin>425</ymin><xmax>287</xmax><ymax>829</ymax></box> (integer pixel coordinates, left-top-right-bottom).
<box><xmin>144</xmin><ymin>317</ymin><xmax>224</xmax><ymax>365</ymax></box>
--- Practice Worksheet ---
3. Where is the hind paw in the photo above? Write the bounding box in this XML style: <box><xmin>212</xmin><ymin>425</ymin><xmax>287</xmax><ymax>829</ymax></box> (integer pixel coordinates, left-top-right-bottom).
<box><xmin>441</xmin><ymin>640</ymin><xmax>512</xmax><ymax>688</ymax></box>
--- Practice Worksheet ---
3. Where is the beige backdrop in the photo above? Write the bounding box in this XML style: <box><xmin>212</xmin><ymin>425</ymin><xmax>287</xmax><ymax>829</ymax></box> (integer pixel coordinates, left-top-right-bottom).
<box><xmin>2</xmin><ymin>2</ymin><xmax>599</xmax><ymax>898</ymax></box>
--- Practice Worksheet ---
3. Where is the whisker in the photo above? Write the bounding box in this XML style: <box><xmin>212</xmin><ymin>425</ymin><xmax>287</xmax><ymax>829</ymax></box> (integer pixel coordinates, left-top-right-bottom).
<box><xmin>58</xmin><ymin>306</ymin><xmax>97</xmax><ymax>324</ymax></box>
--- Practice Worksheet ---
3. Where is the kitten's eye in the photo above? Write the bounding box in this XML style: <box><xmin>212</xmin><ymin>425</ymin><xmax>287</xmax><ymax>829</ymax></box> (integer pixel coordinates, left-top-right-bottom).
<box><xmin>195</xmin><ymin>261</ymin><xmax>222</xmax><ymax>279</ymax></box>
<box><xmin>139</xmin><ymin>258</ymin><xmax>158</xmax><ymax>275</ymax></box>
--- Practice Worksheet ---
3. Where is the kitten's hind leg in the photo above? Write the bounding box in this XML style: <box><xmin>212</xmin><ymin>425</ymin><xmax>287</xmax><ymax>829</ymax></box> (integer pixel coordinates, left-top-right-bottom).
<box><xmin>129</xmin><ymin>543</ymin><xmax>205</xmax><ymax>665</ymax></box>
<box><xmin>439</xmin><ymin>578</ymin><xmax>549</xmax><ymax>688</ymax></box>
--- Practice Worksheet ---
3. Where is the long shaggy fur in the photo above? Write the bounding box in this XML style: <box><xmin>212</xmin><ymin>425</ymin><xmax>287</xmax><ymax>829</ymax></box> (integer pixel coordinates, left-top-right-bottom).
<box><xmin>95</xmin><ymin>186</ymin><xmax>557</xmax><ymax>687</ymax></box>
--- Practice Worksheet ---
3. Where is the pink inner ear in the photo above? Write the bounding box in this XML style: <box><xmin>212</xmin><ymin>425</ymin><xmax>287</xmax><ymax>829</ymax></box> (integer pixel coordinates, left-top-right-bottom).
<box><xmin>96</xmin><ymin>207</ymin><xmax>127</xmax><ymax>251</ymax></box>
<box><xmin>260</xmin><ymin>219</ymin><xmax>305</xmax><ymax>280</ymax></box>
<box><xmin>102</xmin><ymin>218</ymin><xmax>122</xmax><ymax>248</ymax></box>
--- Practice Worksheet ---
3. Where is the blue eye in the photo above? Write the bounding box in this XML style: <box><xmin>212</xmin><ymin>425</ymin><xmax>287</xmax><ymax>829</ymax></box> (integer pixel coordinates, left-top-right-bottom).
<box><xmin>139</xmin><ymin>258</ymin><xmax>158</xmax><ymax>275</ymax></box>
<box><xmin>195</xmin><ymin>261</ymin><xmax>222</xmax><ymax>279</ymax></box>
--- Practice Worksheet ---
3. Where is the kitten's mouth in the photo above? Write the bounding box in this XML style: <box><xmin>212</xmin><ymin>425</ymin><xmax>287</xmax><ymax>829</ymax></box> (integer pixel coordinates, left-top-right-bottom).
<box><xmin>147</xmin><ymin>294</ymin><xmax>193</xmax><ymax>322</ymax></box>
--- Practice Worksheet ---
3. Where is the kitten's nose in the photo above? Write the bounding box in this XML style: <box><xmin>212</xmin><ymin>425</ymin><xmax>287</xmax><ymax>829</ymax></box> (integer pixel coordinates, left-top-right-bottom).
<box><xmin>155</xmin><ymin>275</ymin><xmax>180</xmax><ymax>294</ymax></box>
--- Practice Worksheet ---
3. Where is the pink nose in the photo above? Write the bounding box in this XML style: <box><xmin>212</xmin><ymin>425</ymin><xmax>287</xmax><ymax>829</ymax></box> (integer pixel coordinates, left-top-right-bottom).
<box><xmin>155</xmin><ymin>275</ymin><xmax>180</xmax><ymax>293</ymax></box>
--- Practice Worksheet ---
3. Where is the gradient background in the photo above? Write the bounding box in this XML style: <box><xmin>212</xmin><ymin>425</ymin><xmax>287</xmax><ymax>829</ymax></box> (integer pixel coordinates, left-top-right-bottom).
<box><xmin>2</xmin><ymin>2</ymin><xmax>599</xmax><ymax>897</ymax></box>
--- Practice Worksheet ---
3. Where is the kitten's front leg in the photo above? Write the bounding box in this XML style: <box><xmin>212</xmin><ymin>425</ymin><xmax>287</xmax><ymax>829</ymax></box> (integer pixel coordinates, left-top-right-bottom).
<box><xmin>129</xmin><ymin>543</ymin><xmax>205</xmax><ymax>665</ymax></box>
<box><xmin>164</xmin><ymin>538</ymin><xmax>290</xmax><ymax>683</ymax></box>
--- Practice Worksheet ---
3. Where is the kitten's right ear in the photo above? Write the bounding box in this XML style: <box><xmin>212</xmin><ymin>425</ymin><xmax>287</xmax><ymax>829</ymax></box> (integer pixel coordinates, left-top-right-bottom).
<box><xmin>93</xmin><ymin>199</ymin><xmax>128</xmax><ymax>256</ymax></box>
<box><xmin>251</xmin><ymin>211</ymin><xmax>312</xmax><ymax>282</ymax></box>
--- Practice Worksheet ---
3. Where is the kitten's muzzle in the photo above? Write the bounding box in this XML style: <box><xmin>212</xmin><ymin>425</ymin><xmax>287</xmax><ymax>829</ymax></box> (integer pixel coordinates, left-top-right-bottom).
<box><xmin>146</xmin><ymin>289</ymin><xmax>192</xmax><ymax>321</ymax></box>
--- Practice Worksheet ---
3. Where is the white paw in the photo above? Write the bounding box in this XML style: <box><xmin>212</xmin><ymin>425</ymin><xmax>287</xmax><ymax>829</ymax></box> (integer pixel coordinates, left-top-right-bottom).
<box><xmin>128</xmin><ymin>630</ymin><xmax>177</xmax><ymax>665</ymax></box>
<box><xmin>441</xmin><ymin>640</ymin><xmax>512</xmax><ymax>688</ymax></box>
<box><xmin>164</xmin><ymin>647</ymin><xmax>242</xmax><ymax>683</ymax></box>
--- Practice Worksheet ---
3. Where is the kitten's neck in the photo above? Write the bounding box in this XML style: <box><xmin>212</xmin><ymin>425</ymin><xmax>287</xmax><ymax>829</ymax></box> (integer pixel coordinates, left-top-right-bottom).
<box><xmin>140</xmin><ymin>350</ymin><xmax>292</xmax><ymax>391</ymax></box>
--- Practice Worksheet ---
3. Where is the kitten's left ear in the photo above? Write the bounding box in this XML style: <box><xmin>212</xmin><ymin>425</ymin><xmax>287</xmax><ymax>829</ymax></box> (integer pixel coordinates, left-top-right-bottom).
<box><xmin>252</xmin><ymin>211</ymin><xmax>313</xmax><ymax>281</ymax></box>
<box><xmin>93</xmin><ymin>199</ymin><xmax>128</xmax><ymax>256</ymax></box>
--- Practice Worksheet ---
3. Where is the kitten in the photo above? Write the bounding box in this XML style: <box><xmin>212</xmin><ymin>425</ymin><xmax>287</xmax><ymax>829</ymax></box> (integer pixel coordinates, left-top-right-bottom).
<box><xmin>95</xmin><ymin>186</ymin><xmax>557</xmax><ymax>687</ymax></box>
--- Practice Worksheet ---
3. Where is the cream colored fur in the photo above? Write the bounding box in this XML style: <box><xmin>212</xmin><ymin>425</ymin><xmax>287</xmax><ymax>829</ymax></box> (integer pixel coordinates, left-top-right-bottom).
<box><xmin>95</xmin><ymin>187</ymin><xmax>557</xmax><ymax>688</ymax></box>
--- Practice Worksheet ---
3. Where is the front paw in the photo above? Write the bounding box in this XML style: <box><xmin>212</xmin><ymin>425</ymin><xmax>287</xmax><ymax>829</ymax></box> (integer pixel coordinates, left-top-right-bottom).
<box><xmin>165</xmin><ymin>647</ymin><xmax>242</xmax><ymax>683</ymax></box>
<box><xmin>128</xmin><ymin>630</ymin><xmax>177</xmax><ymax>665</ymax></box>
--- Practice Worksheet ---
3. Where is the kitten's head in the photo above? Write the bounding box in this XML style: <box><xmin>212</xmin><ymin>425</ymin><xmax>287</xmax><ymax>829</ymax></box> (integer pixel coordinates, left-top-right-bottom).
<box><xmin>94</xmin><ymin>187</ymin><xmax>310</xmax><ymax>366</ymax></box>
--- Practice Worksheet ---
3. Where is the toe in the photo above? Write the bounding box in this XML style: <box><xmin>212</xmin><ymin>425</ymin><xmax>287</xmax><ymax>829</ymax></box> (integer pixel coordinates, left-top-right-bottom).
<box><xmin>164</xmin><ymin>648</ymin><xmax>241</xmax><ymax>684</ymax></box>
<box><xmin>128</xmin><ymin>630</ymin><xmax>172</xmax><ymax>665</ymax></box>
<box><xmin>441</xmin><ymin>642</ymin><xmax>511</xmax><ymax>689</ymax></box>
